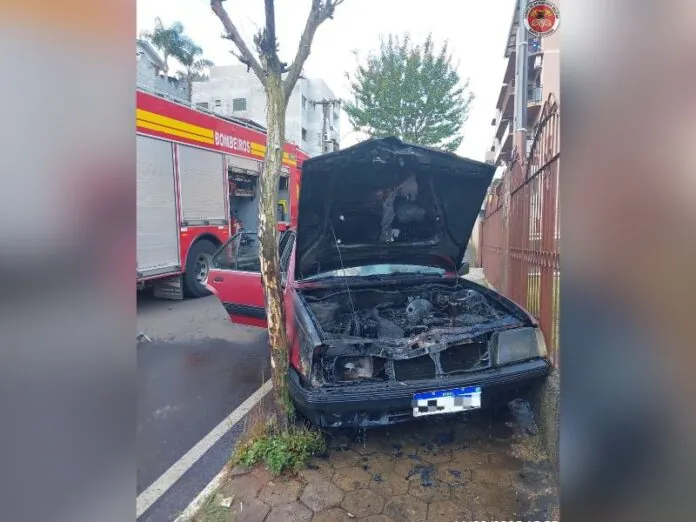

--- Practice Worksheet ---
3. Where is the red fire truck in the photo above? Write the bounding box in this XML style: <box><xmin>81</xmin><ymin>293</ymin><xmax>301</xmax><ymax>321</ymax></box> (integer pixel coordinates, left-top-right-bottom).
<box><xmin>136</xmin><ymin>87</ymin><xmax>308</xmax><ymax>299</ymax></box>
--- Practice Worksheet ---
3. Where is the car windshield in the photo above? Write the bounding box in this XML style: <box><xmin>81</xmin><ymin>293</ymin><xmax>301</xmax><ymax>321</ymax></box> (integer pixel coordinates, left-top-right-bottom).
<box><xmin>305</xmin><ymin>264</ymin><xmax>445</xmax><ymax>280</ymax></box>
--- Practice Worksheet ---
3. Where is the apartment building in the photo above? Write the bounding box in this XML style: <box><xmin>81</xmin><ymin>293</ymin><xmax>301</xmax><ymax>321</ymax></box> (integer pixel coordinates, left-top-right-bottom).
<box><xmin>136</xmin><ymin>39</ymin><xmax>189</xmax><ymax>100</ymax></box>
<box><xmin>192</xmin><ymin>65</ymin><xmax>340</xmax><ymax>157</ymax></box>
<box><xmin>488</xmin><ymin>0</ymin><xmax>560</xmax><ymax>166</ymax></box>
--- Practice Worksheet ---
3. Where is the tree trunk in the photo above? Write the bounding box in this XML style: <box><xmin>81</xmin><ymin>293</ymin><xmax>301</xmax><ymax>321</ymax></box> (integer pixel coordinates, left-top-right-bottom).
<box><xmin>258</xmin><ymin>73</ymin><xmax>292</xmax><ymax>427</ymax></box>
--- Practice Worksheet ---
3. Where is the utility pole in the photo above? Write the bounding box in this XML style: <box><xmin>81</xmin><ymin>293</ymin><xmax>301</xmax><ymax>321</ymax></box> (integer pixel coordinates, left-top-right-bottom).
<box><xmin>514</xmin><ymin>0</ymin><xmax>529</xmax><ymax>157</ymax></box>
<box><xmin>311</xmin><ymin>98</ymin><xmax>341</xmax><ymax>153</ymax></box>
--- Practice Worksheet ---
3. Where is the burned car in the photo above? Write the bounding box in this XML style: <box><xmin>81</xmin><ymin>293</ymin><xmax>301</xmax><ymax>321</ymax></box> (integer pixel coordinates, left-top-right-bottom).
<box><xmin>207</xmin><ymin>137</ymin><xmax>550</xmax><ymax>427</ymax></box>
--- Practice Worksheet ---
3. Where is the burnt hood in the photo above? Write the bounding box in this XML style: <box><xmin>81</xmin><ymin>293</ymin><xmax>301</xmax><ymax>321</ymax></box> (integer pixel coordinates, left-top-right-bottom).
<box><xmin>295</xmin><ymin>137</ymin><xmax>495</xmax><ymax>280</ymax></box>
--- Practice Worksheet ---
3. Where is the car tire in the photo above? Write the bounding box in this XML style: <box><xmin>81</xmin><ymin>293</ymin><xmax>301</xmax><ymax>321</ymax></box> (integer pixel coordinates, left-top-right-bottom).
<box><xmin>183</xmin><ymin>239</ymin><xmax>217</xmax><ymax>298</ymax></box>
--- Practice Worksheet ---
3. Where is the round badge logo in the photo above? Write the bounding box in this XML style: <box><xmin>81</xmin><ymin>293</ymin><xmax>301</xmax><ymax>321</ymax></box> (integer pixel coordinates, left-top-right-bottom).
<box><xmin>524</xmin><ymin>0</ymin><xmax>560</xmax><ymax>38</ymax></box>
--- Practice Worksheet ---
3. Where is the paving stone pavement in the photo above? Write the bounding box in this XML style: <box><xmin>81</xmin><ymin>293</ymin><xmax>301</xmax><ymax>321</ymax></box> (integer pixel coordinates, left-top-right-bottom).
<box><xmin>195</xmin><ymin>409</ymin><xmax>558</xmax><ymax>522</ymax></box>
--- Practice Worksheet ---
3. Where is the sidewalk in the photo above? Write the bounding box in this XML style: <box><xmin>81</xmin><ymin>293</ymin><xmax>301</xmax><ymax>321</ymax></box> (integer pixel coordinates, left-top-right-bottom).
<box><xmin>193</xmin><ymin>411</ymin><xmax>557</xmax><ymax>522</ymax></box>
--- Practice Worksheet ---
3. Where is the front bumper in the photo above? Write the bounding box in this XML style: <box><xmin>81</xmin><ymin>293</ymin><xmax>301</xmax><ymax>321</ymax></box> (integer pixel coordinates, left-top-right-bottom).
<box><xmin>288</xmin><ymin>358</ymin><xmax>551</xmax><ymax>428</ymax></box>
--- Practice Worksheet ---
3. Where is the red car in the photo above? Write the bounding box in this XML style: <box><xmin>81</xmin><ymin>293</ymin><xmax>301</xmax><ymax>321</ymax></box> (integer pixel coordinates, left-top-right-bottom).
<box><xmin>207</xmin><ymin>138</ymin><xmax>550</xmax><ymax>428</ymax></box>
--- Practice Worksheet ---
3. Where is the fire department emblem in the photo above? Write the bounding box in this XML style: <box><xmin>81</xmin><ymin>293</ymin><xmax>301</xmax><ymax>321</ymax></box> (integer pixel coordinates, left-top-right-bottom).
<box><xmin>523</xmin><ymin>0</ymin><xmax>560</xmax><ymax>38</ymax></box>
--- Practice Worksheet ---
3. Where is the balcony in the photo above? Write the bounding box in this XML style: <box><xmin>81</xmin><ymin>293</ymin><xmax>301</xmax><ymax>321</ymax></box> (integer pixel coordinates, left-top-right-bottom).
<box><xmin>494</xmin><ymin>121</ymin><xmax>514</xmax><ymax>165</ymax></box>
<box><xmin>495</xmin><ymin>114</ymin><xmax>510</xmax><ymax>141</ymax></box>
<box><xmin>527</xmin><ymin>86</ymin><xmax>544</xmax><ymax>125</ymax></box>
<box><xmin>527</xmin><ymin>86</ymin><xmax>543</xmax><ymax>105</ymax></box>
<box><xmin>501</xmin><ymin>81</ymin><xmax>515</xmax><ymax>117</ymax></box>
<box><xmin>493</xmin><ymin>81</ymin><xmax>515</xmax><ymax>140</ymax></box>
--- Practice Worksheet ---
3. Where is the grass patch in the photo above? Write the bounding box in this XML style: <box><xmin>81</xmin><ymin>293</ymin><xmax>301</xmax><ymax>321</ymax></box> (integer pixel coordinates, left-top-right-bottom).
<box><xmin>232</xmin><ymin>421</ymin><xmax>326</xmax><ymax>476</ymax></box>
<box><xmin>191</xmin><ymin>493</ymin><xmax>229</xmax><ymax>522</ymax></box>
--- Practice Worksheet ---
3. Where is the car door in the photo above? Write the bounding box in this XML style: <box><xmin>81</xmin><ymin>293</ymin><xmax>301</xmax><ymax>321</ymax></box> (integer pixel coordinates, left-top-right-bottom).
<box><xmin>207</xmin><ymin>230</ymin><xmax>294</xmax><ymax>328</ymax></box>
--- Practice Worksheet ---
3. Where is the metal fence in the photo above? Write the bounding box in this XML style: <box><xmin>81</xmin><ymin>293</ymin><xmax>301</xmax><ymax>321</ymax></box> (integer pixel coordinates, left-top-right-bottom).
<box><xmin>479</xmin><ymin>96</ymin><xmax>560</xmax><ymax>362</ymax></box>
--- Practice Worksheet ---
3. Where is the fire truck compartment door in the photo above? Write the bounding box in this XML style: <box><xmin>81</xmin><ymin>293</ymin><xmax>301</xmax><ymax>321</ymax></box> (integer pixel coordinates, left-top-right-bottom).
<box><xmin>137</xmin><ymin>135</ymin><xmax>181</xmax><ymax>277</ymax></box>
<box><xmin>226</xmin><ymin>154</ymin><xmax>262</xmax><ymax>174</ymax></box>
<box><xmin>178</xmin><ymin>144</ymin><xmax>227</xmax><ymax>225</ymax></box>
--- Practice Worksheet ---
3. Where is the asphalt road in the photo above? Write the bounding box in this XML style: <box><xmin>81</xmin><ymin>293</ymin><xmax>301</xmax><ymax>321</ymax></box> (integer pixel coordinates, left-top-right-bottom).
<box><xmin>137</xmin><ymin>292</ymin><xmax>270</xmax><ymax>522</ymax></box>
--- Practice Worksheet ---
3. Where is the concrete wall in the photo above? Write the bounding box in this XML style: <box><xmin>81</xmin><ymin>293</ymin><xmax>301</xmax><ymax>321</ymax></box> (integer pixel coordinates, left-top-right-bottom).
<box><xmin>540</xmin><ymin>31</ymin><xmax>560</xmax><ymax>105</ymax></box>
<box><xmin>192</xmin><ymin>65</ymin><xmax>340</xmax><ymax>157</ymax></box>
<box><xmin>471</xmin><ymin>218</ymin><xmax>482</xmax><ymax>266</ymax></box>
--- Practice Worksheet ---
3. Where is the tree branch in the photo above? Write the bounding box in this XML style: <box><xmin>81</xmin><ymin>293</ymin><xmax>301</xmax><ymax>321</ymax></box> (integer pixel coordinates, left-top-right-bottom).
<box><xmin>210</xmin><ymin>0</ymin><xmax>267</xmax><ymax>84</ymax></box>
<box><xmin>252</xmin><ymin>0</ymin><xmax>282</xmax><ymax>74</ymax></box>
<box><xmin>264</xmin><ymin>0</ymin><xmax>277</xmax><ymax>54</ymax></box>
<box><xmin>283</xmin><ymin>0</ymin><xmax>345</xmax><ymax>99</ymax></box>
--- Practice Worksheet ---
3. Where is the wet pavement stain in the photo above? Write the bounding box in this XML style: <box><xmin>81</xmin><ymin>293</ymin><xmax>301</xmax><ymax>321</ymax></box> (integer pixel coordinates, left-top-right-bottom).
<box><xmin>419</xmin><ymin>466</ymin><xmax>435</xmax><ymax>487</ymax></box>
<box><xmin>310</xmin><ymin>401</ymin><xmax>558</xmax><ymax>519</ymax></box>
<box><xmin>138</xmin><ymin>336</ymin><xmax>270</xmax><ymax>492</ymax></box>
<box><xmin>434</xmin><ymin>432</ymin><xmax>455</xmax><ymax>445</ymax></box>
<box><xmin>508</xmin><ymin>397</ymin><xmax>539</xmax><ymax>436</ymax></box>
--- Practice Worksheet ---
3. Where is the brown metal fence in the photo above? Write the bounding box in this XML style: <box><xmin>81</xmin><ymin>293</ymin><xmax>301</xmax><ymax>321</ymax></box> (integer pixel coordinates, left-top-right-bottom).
<box><xmin>479</xmin><ymin>95</ymin><xmax>560</xmax><ymax>362</ymax></box>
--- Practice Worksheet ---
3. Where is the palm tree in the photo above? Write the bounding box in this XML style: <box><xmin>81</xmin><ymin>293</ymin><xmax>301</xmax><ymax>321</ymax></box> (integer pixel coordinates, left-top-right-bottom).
<box><xmin>141</xmin><ymin>17</ymin><xmax>186</xmax><ymax>74</ymax></box>
<box><xmin>176</xmin><ymin>39</ymin><xmax>214</xmax><ymax>102</ymax></box>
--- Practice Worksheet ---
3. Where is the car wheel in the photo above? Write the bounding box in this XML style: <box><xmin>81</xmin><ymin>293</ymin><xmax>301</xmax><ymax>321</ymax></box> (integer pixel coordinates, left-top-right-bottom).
<box><xmin>183</xmin><ymin>239</ymin><xmax>217</xmax><ymax>298</ymax></box>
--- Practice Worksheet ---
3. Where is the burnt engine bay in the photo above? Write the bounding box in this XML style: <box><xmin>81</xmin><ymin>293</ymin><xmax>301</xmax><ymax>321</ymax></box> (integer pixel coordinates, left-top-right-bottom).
<box><xmin>303</xmin><ymin>284</ymin><xmax>522</xmax><ymax>385</ymax></box>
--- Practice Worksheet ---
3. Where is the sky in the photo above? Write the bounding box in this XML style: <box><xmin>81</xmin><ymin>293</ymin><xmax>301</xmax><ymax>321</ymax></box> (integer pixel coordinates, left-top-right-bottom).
<box><xmin>136</xmin><ymin>0</ymin><xmax>516</xmax><ymax>161</ymax></box>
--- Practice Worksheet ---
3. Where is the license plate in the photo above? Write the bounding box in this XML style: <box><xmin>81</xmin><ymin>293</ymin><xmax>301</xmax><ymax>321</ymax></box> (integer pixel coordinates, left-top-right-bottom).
<box><xmin>412</xmin><ymin>386</ymin><xmax>482</xmax><ymax>417</ymax></box>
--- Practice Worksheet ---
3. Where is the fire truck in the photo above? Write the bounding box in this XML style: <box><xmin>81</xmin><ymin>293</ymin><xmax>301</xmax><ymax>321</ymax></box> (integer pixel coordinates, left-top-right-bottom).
<box><xmin>136</xmin><ymin>86</ymin><xmax>308</xmax><ymax>299</ymax></box>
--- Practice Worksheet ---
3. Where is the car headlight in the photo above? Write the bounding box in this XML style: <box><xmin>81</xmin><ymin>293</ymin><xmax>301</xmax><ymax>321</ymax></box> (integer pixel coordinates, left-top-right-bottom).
<box><xmin>330</xmin><ymin>356</ymin><xmax>386</xmax><ymax>382</ymax></box>
<box><xmin>494</xmin><ymin>327</ymin><xmax>547</xmax><ymax>366</ymax></box>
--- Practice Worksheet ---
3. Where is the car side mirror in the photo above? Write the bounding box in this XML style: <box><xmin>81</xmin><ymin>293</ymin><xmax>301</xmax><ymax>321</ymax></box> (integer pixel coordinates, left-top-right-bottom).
<box><xmin>458</xmin><ymin>261</ymin><xmax>470</xmax><ymax>276</ymax></box>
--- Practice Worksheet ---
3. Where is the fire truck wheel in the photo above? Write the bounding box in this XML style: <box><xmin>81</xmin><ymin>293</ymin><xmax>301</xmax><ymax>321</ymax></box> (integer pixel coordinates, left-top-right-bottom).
<box><xmin>183</xmin><ymin>239</ymin><xmax>218</xmax><ymax>298</ymax></box>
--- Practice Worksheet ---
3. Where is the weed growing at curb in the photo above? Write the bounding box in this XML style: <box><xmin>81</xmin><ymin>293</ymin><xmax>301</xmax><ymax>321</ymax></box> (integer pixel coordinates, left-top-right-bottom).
<box><xmin>191</xmin><ymin>492</ymin><xmax>228</xmax><ymax>522</ymax></box>
<box><xmin>232</xmin><ymin>420</ymin><xmax>326</xmax><ymax>475</ymax></box>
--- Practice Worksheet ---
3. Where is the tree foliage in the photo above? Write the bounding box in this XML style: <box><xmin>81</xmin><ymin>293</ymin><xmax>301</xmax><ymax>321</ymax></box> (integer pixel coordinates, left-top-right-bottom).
<box><xmin>142</xmin><ymin>18</ymin><xmax>214</xmax><ymax>101</ymax></box>
<box><xmin>140</xmin><ymin>17</ymin><xmax>186</xmax><ymax>73</ymax></box>
<box><xmin>345</xmin><ymin>33</ymin><xmax>473</xmax><ymax>152</ymax></box>
<box><xmin>175</xmin><ymin>39</ymin><xmax>214</xmax><ymax>101</ymax></box>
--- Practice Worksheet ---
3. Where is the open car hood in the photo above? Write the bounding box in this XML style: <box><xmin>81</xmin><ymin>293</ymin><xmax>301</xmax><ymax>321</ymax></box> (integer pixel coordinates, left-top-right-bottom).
<box><xmin>295</xmin><ymin>137</ymin><xmax>495</xmax><ymax>280</ymax></box>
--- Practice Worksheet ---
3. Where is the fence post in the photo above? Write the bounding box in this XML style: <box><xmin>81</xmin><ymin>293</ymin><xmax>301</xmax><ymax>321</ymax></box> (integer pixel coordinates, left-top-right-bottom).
<box><xmin>477</xmin><ymin>217</ymin><xmax>484</xmax><ymax>268</ymax></box>
<box><xmin>500</xmin><ymin>166</ymin><xmax>511</xmax><ymax>295</ymax></box>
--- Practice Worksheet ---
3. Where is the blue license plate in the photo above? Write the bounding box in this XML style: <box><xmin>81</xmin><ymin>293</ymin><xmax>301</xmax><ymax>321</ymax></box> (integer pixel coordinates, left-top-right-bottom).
<box><xmin>412</xmin><ymin>386</ymin><xmax>482</xmax><ymax>417</ymax></box>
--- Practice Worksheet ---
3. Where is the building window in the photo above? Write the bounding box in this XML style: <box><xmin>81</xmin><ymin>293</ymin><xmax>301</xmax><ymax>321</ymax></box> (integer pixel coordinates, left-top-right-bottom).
<box><xmin>302</xmin><ymin>95</ymin><xmax>307</xmax><ymax>110</ymax></box>
<box><xmin>301</xmin><ymin>128</ymin><xmax>308</xmax><ymax>141</ymax></box>
<box><xmin>232</xmin><ymin>98</ymin><xmax>247</xmax><ymax>111</ymax></box>
<box><xmin>197</xmin><ymin>102</ymin><xmax>209</xmax><ymax>109</ymax></box>
<box><xmin>214</xmin><ymin>99</ymin><xmax>222</xmax><ymax>108</ymax></box>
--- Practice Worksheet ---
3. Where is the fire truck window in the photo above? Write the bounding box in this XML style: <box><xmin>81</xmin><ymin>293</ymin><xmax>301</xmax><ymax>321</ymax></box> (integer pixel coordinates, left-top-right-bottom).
<box><xmin>278</xmin><ymin>176</ymin><xmax>288</xmax><ymax>190</ymax></box>
<box><xmin>236</xmin><ymin>233</ymin><xmax>261</xmax><ymax>272</ymax></box>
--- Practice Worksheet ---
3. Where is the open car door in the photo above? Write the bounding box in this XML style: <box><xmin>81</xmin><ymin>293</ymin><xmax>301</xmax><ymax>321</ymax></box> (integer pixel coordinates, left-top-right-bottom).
<box><xmin>207</xmin><ymin>230</ymin><xmax>295</xmax><ymax>328</ymax></box>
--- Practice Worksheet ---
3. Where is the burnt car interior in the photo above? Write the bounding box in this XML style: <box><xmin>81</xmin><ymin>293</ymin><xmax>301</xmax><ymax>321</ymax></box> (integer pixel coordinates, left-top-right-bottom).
<box><xmin>295</xmin><ymin>140</ymin><xmax>491</xmax><ymax>280</ymax></box>
<box><xmin>302</xmin><ymin>283</ymin><xmax>525</xmax><ymax>386</ymax></box>
<box><xmin>289</xmin><ymin>139</ymin><xmax>536</xmax><ymax>391</ymax></box>
<box><xmin>330</xmin><ymin>172</ymin><xmax>439</xmax><ymax>245</ymax></box>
